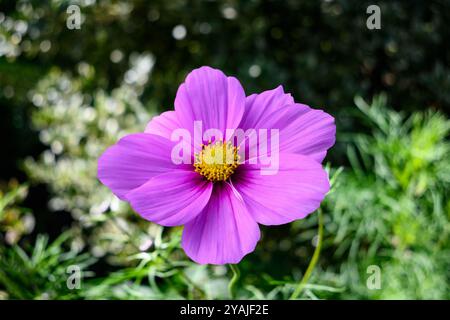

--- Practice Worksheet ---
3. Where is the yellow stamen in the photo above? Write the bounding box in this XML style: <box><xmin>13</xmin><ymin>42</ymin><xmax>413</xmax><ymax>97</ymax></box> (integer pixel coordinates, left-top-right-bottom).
<box><xmin>194</xmin><ymin>141</ymin><xmax>240</xmax><ymax>182</ymax></box>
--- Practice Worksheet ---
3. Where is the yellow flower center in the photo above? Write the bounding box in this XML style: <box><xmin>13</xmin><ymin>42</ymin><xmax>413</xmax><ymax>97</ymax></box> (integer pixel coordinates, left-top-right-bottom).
<box><xmin>194</xmin><ymin>141</ymin><xmax>240</xmax><ymax>182</ymax></box>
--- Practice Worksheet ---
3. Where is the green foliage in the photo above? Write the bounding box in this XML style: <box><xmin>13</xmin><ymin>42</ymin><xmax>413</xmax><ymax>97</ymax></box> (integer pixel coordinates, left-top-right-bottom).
<box><xmin>23</xmin><ymin>67</ymin><xmax>156</xmax><ymax>265</ymax></box>
<box><xmin>0</xmin><ymin>232</ymin><xmax>95</xmax><ymax>299</ymax></box>
<box><xmin>0</xmin><ymin>181</ymin><xmax>33</xmax><ymax>245</ymax></box>
<box><xmin>81</xmin><ymin>229</ymin><xmax>232</xmax><ymax>300</ymax></box>
<box><xmin>321</xmin><ymin>95</ymin><xmax>449</xmax><ymax>299</ymax></box>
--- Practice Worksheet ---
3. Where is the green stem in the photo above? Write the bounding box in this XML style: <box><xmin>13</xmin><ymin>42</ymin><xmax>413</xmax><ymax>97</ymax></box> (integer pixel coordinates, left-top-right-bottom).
<box><xmin>228</xmin><ymin>264</ymin><xmax>240</xmax><ymax>299</ymax></box>
<box><xmin>290</xmin><ymin>209</ymin><xmax>324</xmax><ymax>300</ymax></box>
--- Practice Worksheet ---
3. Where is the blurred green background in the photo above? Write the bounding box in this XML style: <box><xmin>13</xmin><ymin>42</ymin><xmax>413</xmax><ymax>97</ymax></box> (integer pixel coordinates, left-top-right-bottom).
<box><xmin>0</xmin><ymin>0</ymin><xmax>449</xmax><ymax>299</ymax></box>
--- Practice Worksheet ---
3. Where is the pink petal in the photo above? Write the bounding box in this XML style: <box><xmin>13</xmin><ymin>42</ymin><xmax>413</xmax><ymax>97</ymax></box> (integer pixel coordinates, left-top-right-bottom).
<box><xmin>234</xmin><ymin>153</ymin><xmax>330</xmax><ymax>225</ymax></box>
<box><xmin>239</xmin><ymin>86</ymin><xmax>335</xmax><ymax>163</ymax></box>
<box><xmin>182</xmin><ymin>183</ymin><xmax>260</xmax><ymax>265</ymax></box>
<box><xmin>126</xmin><ymin>171</ymin><xmax>213</xmax><ymax>227</ymax></box>
<box><xmin>97</xmin><ymin>133</ymin><xmax>189</xmax><ymax>200</ymax></box>
<box><xmin>239</xmin><ymin>85</ymin><xmax>294</xmax><ymax>130</ymax></box>
<box><xmin>260</xmin><ymin>104</ymin><xmax>336</xmax><ymax>162</ymax></box>
<box><xmin>144</xmin><ymin>111</ymin><xmax>181</xmax><ymax>139</ymax></box>
<box><xmin>175</xmin><ymin>66</ymin><xmax>246</xmax><ymax>134</ymax></box>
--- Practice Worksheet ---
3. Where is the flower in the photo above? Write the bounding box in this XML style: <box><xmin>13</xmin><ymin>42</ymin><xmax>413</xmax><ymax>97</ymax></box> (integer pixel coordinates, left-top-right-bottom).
<box><xmin>98</xmin><ymin>66</ymin><xmax>335</xmax><ymax>265</ymax></box>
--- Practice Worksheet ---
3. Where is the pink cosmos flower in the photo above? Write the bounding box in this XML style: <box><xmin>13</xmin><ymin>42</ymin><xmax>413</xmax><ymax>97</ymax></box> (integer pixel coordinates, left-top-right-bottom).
<box><xmin>98</xmin><ymin>66</ymin><xmax>335</xmax><ymax>265</ymax></box>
